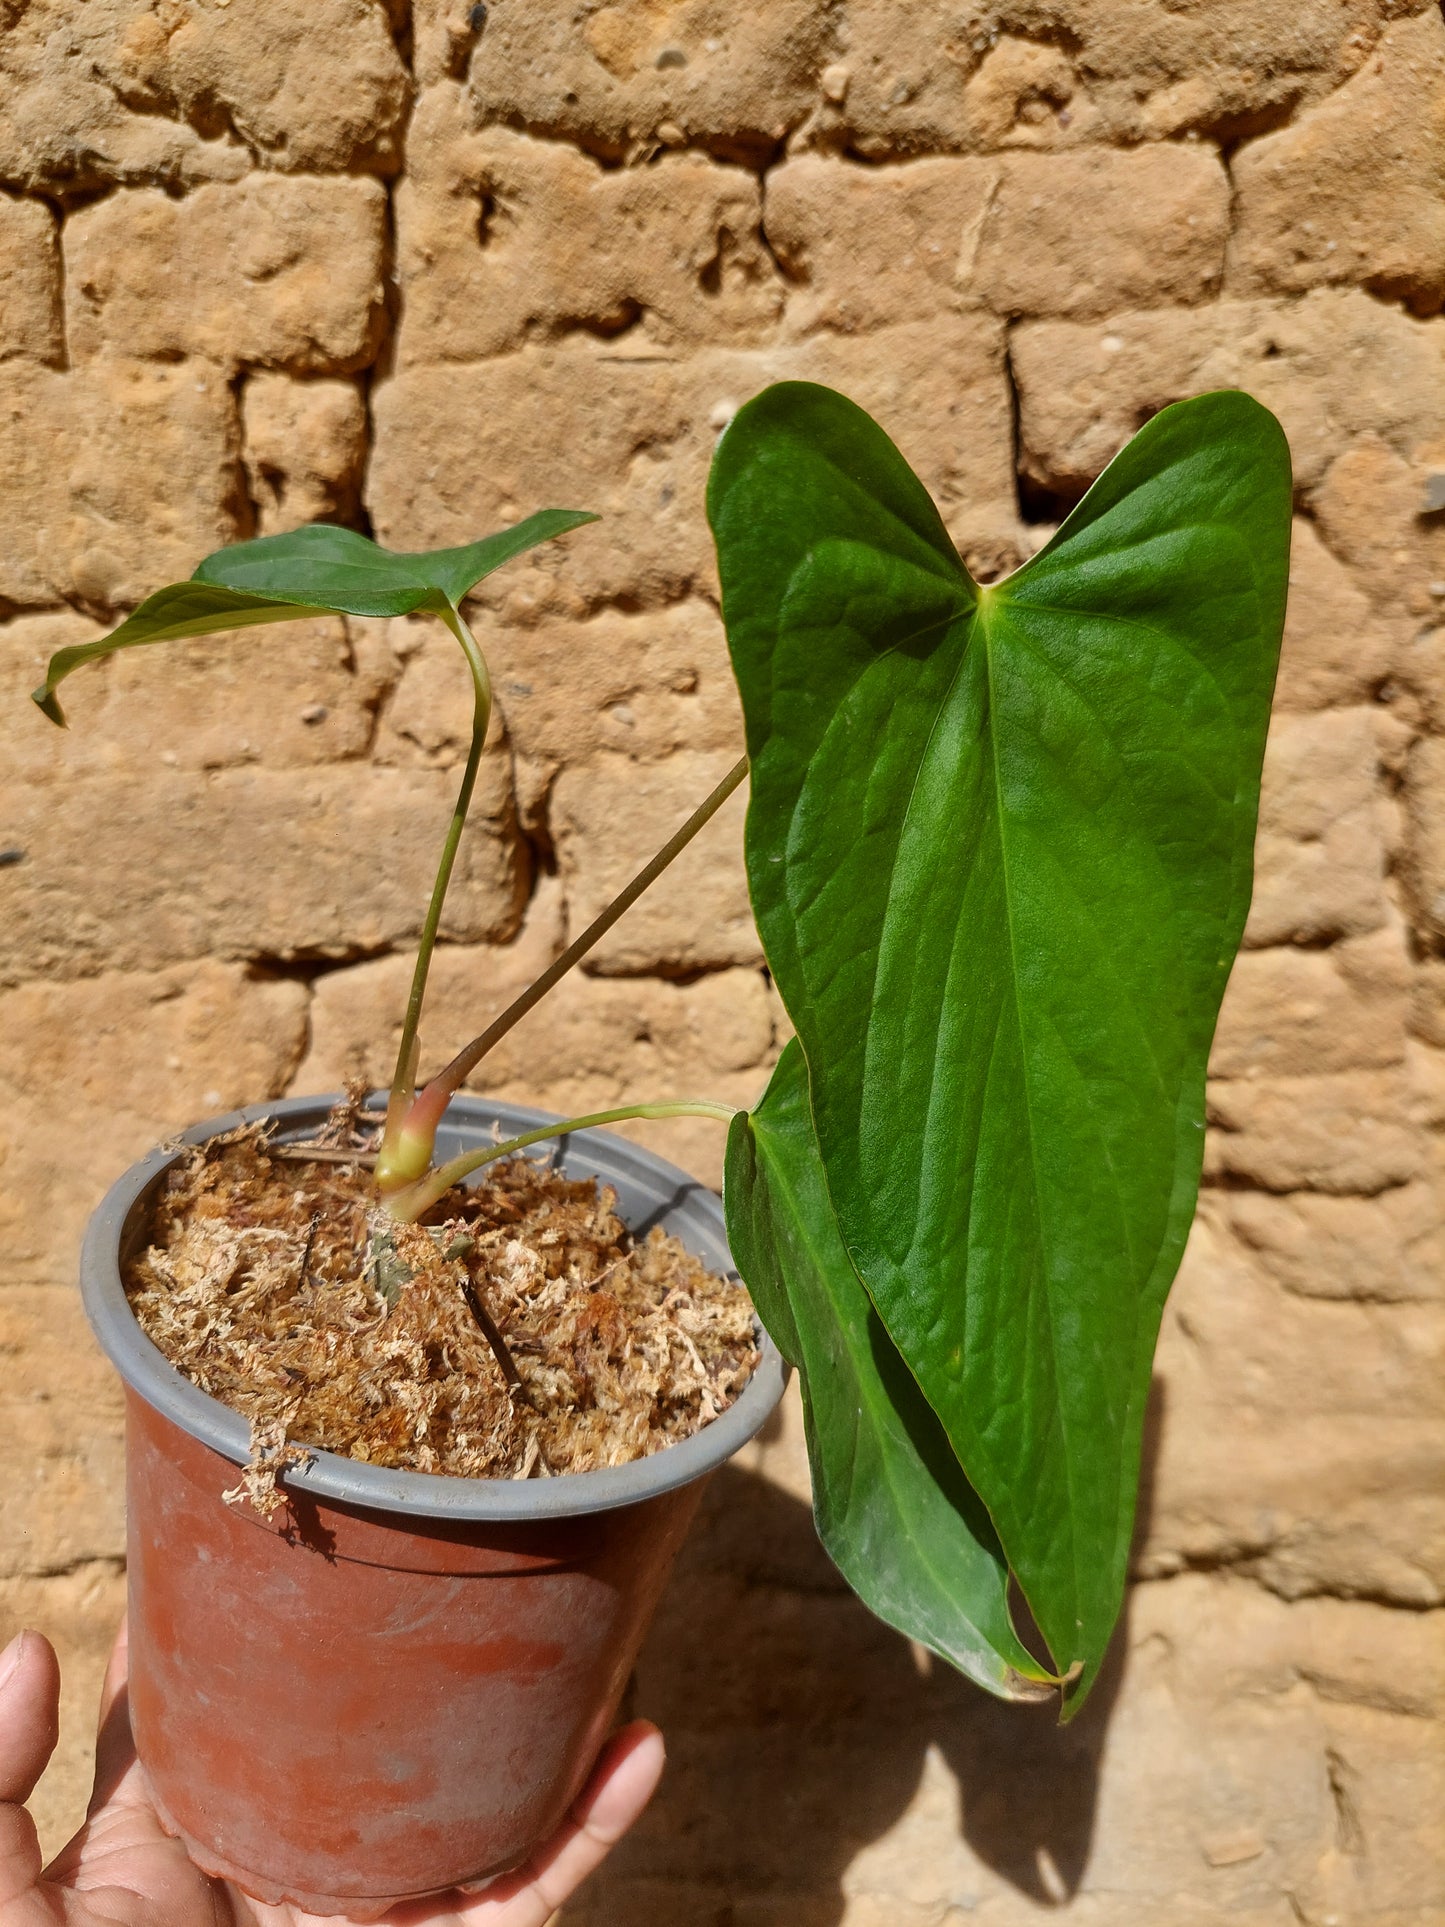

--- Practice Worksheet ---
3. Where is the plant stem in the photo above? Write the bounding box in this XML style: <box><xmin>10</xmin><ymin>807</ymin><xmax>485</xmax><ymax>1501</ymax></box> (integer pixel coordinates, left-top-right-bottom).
<box><xmin>376</xmin><ymin>602</ymin><xmax>493</xmax><ymax>1183</ymax></box>
<box><xmin>385</xmin><ymin>1100</ymin><xmax>739</xmax><ymax>1223</ymax></box>
<box><xmin>378</xmin><ymin>753</ymin><xmax>750</xmax><ymax>1189</ymax></box>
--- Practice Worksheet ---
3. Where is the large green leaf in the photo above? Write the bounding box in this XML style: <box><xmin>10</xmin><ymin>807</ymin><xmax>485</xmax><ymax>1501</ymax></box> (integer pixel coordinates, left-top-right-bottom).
<box><xmin>726</xmin><ymin>1039</ymin><xmax>1058</xmax><ymax>1701</ymax></box>
<box><xmin>710</xmin><ymin>383</ymin><xmax>1291</xmax><ymax>1712</ymax></box>
<box><xmin>32</xmin><ymin>511</ymin><xmax>596</xmax><ymax>725</ymax></box>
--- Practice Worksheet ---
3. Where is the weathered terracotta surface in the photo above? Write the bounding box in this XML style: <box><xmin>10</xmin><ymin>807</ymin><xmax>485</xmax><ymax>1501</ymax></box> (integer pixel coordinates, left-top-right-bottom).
<box><xmin>126</xmin><ymin>1394</ymin><xmax>701</xmax><ymax>1915</ymax></box>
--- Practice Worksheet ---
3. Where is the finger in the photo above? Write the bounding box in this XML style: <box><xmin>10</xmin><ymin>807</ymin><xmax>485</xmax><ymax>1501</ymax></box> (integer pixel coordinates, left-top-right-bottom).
<box><xmin>564</xmin><ymin>1721</ymin><xmax>665</xmax><ymax>1851</ymax></box>
<box><xmin>476</xmin><ymin>1721</ymin><xmax>665</xmax><ymax>1927</ymax></box>
<box><xmin>0</xmin><ymin>1634</ymin><xmax>60</xmax><ymax>1808</ymax></box>
<box><xmin>0</xmin><ymin>1633</ymin><xmax>60</xmax><ymax>1908</ymax></box>
<box><xmin>90</xmin><ymin>1617</ymin><xmax>137</xmax><ymax>1813</ymax></box>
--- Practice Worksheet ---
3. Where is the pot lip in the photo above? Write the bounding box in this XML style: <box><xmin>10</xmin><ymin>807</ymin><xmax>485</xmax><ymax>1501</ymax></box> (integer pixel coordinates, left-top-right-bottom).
<box><xmin>81</xmin><ymin>1091</ymin><xmax>789</xmax><ymax>1522</ymax></box>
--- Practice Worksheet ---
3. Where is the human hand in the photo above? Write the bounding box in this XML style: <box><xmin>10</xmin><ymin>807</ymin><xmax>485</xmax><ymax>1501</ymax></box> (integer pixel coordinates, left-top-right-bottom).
<box><xmin>0</xmin><ymin>1624</ymin><xmax>663</xmax><ymax>1927</ymax></box>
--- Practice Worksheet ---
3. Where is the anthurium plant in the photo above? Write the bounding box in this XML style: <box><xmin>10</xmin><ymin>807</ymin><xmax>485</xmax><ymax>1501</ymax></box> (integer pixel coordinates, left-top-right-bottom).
<box><xmin>34</xmin><ymin>381</ymin><xmax>1291</xmax><ymax>1717</ymax></box>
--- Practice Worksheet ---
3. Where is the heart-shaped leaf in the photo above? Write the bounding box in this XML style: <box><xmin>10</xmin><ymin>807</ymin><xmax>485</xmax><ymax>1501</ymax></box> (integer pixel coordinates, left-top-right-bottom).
<box><xmin>710</xmin><ymin>382</ymin><xmax>1290</xmax><ymax>1712</ymax></box>
<box><xmin>32</xmin><ymin>511</ymin><xmax>596</xmax><ymax>725</ymax></box>
<box><xmin>726</xmin><ymin>1039</ymin><xmax>1058</xmax><ymax>1700</ymax></box>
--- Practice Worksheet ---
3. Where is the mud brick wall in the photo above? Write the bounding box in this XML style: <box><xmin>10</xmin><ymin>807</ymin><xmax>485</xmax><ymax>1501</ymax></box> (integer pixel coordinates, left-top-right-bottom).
<box><xmin>1</xmin><ymin>3</ymin><xmax>1443</xmax><ymax>1920</ymax></box>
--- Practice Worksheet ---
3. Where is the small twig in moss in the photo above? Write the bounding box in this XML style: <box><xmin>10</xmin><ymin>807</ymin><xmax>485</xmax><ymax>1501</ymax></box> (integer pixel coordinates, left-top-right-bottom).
<box><xmin>294</xmin><ymin>1212</ymin><xmax>321</xmax><ymax>1289</ymax></box>
<box><xmin>272</xmin><ymin>1145</ymin><xmax>379</xmax><ymax>1169</ymax></box>
<box><xmin>459</xmin><ymin>1273</ymin><xmax>528</xmax><ymax>1397</ymax></box>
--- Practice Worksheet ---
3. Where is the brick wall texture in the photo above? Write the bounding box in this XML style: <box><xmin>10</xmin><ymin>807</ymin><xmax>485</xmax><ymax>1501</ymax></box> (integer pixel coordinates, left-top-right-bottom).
<box><xmin>2</xmin><ymin>3</ymin><xmax>1443</xmax><ymax>1921</ymax></box>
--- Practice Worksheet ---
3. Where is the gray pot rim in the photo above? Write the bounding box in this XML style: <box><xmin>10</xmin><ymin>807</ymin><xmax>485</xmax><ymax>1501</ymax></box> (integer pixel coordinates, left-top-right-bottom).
<box><xmin>81</xmin><ymin>1091</ymin><xmax>789</xmax><ymax>1522</ymax></box>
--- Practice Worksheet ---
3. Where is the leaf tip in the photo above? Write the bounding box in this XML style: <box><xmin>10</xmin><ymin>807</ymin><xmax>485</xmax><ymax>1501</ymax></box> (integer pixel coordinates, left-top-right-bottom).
<box><xmin>31</xmin><ymin>684</ymin><xmax>66</xmax><ymax>728</ymax></box>
<box><xmin>1055</xmin><ymin>1658</ymin><xmax>1092</xmax><ymax>1724</ymax></box>
<box><xmin>1005</xmin><ymin>1666</ymin><xmax>1062</xmax><ymax>1704</ymax></box>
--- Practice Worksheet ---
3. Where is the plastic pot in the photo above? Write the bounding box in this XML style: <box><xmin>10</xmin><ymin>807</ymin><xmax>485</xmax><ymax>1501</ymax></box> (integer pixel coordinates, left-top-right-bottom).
<box><xmin>80</xmin><ymin>1093</ymin><xmax>788</xmax><ymax>1918</ymax></box>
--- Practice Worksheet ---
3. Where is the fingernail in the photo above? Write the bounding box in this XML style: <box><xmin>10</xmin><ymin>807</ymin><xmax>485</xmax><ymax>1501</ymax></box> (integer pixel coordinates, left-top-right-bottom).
<box><xmin>0</xmin><ymin>1632</ymin><xmax>28</xmax><ymax>1692</ymax></box>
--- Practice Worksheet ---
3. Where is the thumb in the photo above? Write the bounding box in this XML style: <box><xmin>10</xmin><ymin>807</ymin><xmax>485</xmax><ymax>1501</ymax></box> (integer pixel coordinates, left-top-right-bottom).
<box><xmin>0</xmin><ymin>1635</ymin><xmax>59</xmax><ymax>1808</ymax></box>
<box><xmin>0</xmin><ymin>1632</ymin><xmax>60</xmax><ymax>1906</ymax></box>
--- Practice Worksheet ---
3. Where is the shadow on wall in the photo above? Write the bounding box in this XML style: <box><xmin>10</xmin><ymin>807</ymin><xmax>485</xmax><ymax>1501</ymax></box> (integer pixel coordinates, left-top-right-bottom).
<box><xmin>562</xmin><ymin>1388</ymin><xmax>1163</xmax><ymax>1925</ymax></box>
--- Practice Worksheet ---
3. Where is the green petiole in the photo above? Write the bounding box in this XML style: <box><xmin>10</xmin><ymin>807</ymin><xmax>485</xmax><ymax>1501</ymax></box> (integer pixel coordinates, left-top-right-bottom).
<box><xmin>384</xmin><ymin>1100</ymin><xmax>740</xmax><ymax>1223</ymax></box>
<box><xmin>376</xmin><ymin>604</ymin><xmax>493</xmax><ymax>1187</ymax></box>
<box><xmin>375</xmin><ymin>753</ymin><xmax>749</xmax><ymax>1193</ymax></box>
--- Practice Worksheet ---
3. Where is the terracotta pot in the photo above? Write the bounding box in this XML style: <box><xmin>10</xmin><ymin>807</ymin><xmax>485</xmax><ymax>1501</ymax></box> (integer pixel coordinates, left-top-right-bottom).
<box><xmin>81</xmin><ymin>1094</ymin><xmax>788</xmax><ymax>1918</ymax></box>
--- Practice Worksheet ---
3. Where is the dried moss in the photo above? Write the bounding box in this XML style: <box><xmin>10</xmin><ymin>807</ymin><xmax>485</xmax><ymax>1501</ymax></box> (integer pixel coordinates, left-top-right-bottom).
<box><xmin>125</xmin><ymin>1119</ymin><xmax>758</xmax><ymax>1509</ymax></box>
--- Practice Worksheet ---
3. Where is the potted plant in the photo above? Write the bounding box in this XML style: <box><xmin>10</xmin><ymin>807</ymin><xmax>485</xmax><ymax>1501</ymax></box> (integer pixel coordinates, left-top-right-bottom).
<box><xmin>30</xmin><ymin>380</ymin><xmax>1291</xmax><ymax>1913</ymax></box>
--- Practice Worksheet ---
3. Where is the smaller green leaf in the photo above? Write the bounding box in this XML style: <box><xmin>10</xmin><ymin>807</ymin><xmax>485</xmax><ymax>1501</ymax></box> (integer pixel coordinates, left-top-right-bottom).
<box><xmin>417</xmin><ymin>513</ymin><xmax>601</xmax><ymax>607</ymax></box>
<box><xmin>193</xmin><ymin>511</ymin><xmax>598</xmax><ymax>613</ymax></box>
<box><xmin>725</xmin><ymin>1040</ymin><xmax>1058</xmax><ymax>1702</ymax></box>
<box><xmin>31</xmin><ymin>584</ymin><xmax>328</xmax><ymax>725</ymax></box>
<box><xmin>32</xmin><ymin>510</ymin><xmax>597</xmax><ymax>725</ymax></box>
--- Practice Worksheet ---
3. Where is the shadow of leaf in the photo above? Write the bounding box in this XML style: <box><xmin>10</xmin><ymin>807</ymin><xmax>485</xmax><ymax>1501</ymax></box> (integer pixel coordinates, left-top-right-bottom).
<box><xmin>558</xmin><ymin>1381</ymin><xmax>1163</xmax><ymax>1922</ymax></box>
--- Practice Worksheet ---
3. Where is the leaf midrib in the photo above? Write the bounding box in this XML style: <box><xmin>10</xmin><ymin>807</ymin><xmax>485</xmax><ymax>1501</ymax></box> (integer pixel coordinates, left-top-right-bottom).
<box><xmin>976</xmin><ymin>588</ymin><xmax>1084</xmax><ymax>1659</ymax></box>
<box><xmin>984</xmin><ymin>581</ymin><xmax>1243</xmax><ymax>1642</ymax></box>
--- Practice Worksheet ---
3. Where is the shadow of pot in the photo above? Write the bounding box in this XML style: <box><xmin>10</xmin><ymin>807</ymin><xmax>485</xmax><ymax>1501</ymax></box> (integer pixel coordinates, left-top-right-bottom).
<box><xmin>79</xmin><ymin>1093</ymin><xmax>788</xmax><ymax>1919</ymax></box>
